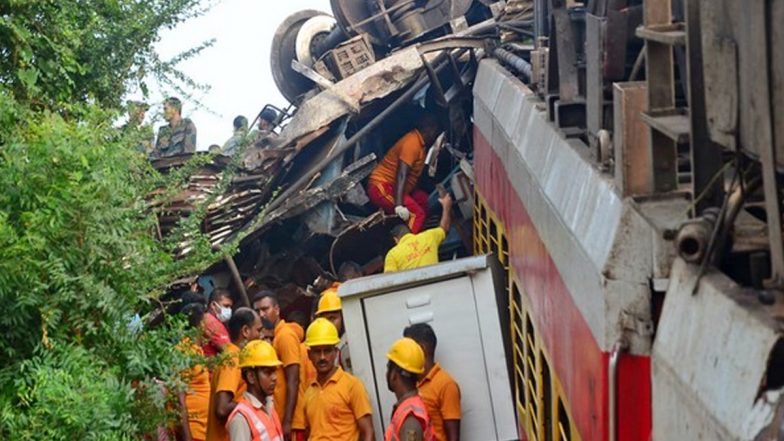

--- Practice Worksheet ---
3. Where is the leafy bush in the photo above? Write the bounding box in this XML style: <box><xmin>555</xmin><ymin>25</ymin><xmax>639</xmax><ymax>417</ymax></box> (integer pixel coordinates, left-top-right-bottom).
<box><xmin>0</xmin><ymin>88</ymin><xmax>221</xmax><ymax>439</ymax></box>
<box><xmin>0</xmin><ymin>1</ymin><xmax>228</xmax><ymax>438</ymax></box>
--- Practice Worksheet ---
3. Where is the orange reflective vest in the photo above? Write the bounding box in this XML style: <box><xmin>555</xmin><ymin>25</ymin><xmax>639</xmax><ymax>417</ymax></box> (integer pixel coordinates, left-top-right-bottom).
<box><xmin>225</xmin><ymin>396</ymin><xmax>283</xmax><ymax>441</ymax></box>
<box><xmin>384</xmin><ymin>395</ymin><xmax>435</xmax><ymax>441</ymax></box>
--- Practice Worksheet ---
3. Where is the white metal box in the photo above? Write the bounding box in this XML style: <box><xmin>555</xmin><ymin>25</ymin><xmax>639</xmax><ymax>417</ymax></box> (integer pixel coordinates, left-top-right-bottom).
<box><xmin>339</xmin><ymin>255</ymin><xmax>518</xmax><ymax>441</ymax></box>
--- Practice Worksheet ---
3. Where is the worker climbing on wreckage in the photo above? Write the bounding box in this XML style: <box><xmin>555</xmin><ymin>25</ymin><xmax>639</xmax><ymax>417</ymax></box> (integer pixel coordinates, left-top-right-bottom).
<box><xmin>367</xmin><ymin>114</ymin><xmax>442</xmax><ymax>234</ymax></box>
<box><xmin>226</xmin><ymin>340</ymin><xmax>284</xmax><ymax>441</ymax></box>
<box><xmin>303</xmin><ymin>318</ymin><xmax>375</xmax><ymax>441</ymax></box>
<box><xmin>384</xmin><ymin>191</ymin><xmax>453</xmax><ymax>272</ymax></box>
<box><xmin>384</xmin><ymin>338</ymin><xmax>435</xmax><ymax>441</ymax></box>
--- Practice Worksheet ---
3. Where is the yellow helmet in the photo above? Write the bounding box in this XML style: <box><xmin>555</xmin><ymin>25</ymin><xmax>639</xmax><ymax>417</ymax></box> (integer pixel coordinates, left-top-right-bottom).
<box><xmin>386</xmin><ymin>337</ymin><xmax>425</xmax><ymax>374</ymax></box>
<box><xmin>305</xmin><ymin>318</ymin><xmax>341</xmax><ymax>347</ymax></box>
<box><xmin>239</xmin><ymin>340</ymin><xmax>282</xmax><ymax>368</ymax></box>
<box><xmin>316</xmin><ymin>288</ymin><xmax>342</xmax><ymax>315</ymax></box>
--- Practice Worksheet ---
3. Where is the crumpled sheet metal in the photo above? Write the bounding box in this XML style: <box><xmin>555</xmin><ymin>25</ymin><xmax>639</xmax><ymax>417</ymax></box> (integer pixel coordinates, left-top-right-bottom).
<box><xmin>237</xmin><ymin>153</ymin><xmax>377</xmax><ymax>245</ymax></box>
<box><xmin>279</xmin><ymin>46</ymin><xmax>437</xmax><ymax>147</ymax></box>
<box><xmin>149</xmin><ymin>153</ymin><xmax>280</xmax><ymax>258</ymax></box>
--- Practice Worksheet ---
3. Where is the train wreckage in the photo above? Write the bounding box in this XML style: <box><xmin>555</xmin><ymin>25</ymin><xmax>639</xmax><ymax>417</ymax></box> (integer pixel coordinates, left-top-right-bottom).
<box><xmin>152</xmin><ymin>0</ymin><xmax>784</xmax><ymax>439</ymax></box>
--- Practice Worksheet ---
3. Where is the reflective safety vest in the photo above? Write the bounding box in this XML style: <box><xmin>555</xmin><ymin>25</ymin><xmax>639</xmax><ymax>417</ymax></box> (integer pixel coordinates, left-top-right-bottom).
<box><xmin>225</xmin><ymin>397</ymin><xmax>283</xmax><ymax>441</ymax></box>
<box><xmin>384</xmin><ymin>395</ymin><xmax>435</xmax><ymax>441</ymax></box>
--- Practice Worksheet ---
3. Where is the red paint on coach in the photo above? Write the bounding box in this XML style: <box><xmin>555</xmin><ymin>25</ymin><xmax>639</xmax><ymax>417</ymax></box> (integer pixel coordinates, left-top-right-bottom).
<box><xmin>474</xmin><ymin>128</ymin><xmax>652</xmax><ymax>441</ymax></box>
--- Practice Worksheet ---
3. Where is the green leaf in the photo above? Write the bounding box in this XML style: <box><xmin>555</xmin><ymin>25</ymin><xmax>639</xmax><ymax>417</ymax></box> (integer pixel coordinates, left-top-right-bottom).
<box><xmin>17</xmin><ymin>68</ymin><xmax>39</xmax><ymax>89</ymax></box>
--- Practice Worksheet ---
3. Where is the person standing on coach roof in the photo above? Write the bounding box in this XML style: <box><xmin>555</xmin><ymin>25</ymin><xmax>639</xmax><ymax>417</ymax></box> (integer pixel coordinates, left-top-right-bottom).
<box><xmin>303</xmin><ymin>318</ymin><xmax>374</xmax><ymax>441</ymax></box>
<box><xmin>367</xmin><ymin>114</ymin><xmax>441</xmax><ymax>234</ymax></box>
<box><xmin>253</xmin><ymin>108</ymin><xmax>279</xmax><ymax>148</ymax></box>
<box><xmin>222</xmin><ymin>115</ymin><xmax>249</xmax><ymax>156</ymax></box>
<box><xmin>151</xmin><ymin>96</ymin><xmax>197</xmax><ymax>158</ymax></box>
<box><xmin>226</xmin><ymin>340</ymin><xmax>284</xmax><ymax>441</ymax></box>
<box><xmin>384</xmin><ymin>192</ymin><xmax>453</xmax><ymax>273</ymax></box>
<box><xmin>205</xmin><ymin>307</ymin><xmax>262</xmax><ymax>441</ymax></box>
<box><xmin>385</xmin><ymin>338</ymin><xmax>435</xmax><ymax>441</ymax></box>
<box><xmin>254</xmin><ymin>291</ymin><xmax>302</xmax><ymax>441</ymax></box>
<box><xmin>404</xmin><ymin>324</ymin><xmax>461</xmax><ymax>441</ymax></box>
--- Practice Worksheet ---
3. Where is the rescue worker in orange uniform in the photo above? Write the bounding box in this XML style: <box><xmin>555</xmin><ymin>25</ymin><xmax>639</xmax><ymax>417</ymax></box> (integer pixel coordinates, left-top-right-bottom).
<box><xmin>226</xmin><ymin>340</ymin><xmax>284</xmax><ymax>441</ymax></box>
<box><xmin>315</xmin><ymin>287</ymin><xmax>351</xmax><ymax>371</ymax></box>
<box><xmin>179</xmin><ymin>303</ymin><xmax>213</xmax><ymax>441</ymax></box>
<box><xmin>205</xmin><ymin>308</ymin><xmax>262</xmax><ymax>441</ymax></box>
<box><xmin>384</xmin><ymin>338</ymin><xmax>435</xmax><ymax>441</ymax></box>
<box><xmin>312</xmin><ymin>261</ymin><xmax>362</xmax><ymax>371</ymax></box>
<box><xmin>260</xmin><ymin>318</ymin><xmax>275</xmax><ymax>343</ymax></box>
<box><xmin>384</xmin><ymin>192</ymin><xmax>453</xmax><ymax>272</ymax></box>
<box><xmin>253</xmin><ymin>291</ymin><xmax>302</xmax><ymax>441</ymax></box>
<box><xmin>403</xmin><ymin>324</ymin><xmax>461</xmax><ymax>441</ymax></box>
<box><xmin>287</xmin><ymin>315</ymin><xmax>315</xmax><ymax>441</ymax></box>
<box><xmin>303</xmin><ymin>318</ymin><xmax>375</xmax><ymax>441</ymax></box>
<box><xmin>367</xmin><ymin>114</ymin><xmax>441</xmax><ymax>234</ymax></box>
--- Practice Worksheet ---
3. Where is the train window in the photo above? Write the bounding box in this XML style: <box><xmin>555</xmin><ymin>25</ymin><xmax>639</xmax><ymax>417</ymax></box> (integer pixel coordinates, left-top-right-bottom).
<box><xmin>512</xmin><ymin>283</ymin><xmax>525</xmax><ymax>410</ymax></box>
<box><xmin>489</xmin><ymin>218</ymin><xmax>499</xmax><ymax>256</ymax></box>
<box><xmin>501</xmin><ymin>232</ymin><xmax>510</xmax><ymax>267</ymax></box>
<box><xmin>525</xmin><ymin>318</ymin><xmax>538</xmax><ymax>440</ymax></box>
<box><xmin>541</xmin><ymin>352</ymin><xmax>552</xmax><ymax>441</ymax></box>
<box><xmin>557</xmin><ymin>398</ymin><xmax>572</xmax><ymax>441</ymax></box>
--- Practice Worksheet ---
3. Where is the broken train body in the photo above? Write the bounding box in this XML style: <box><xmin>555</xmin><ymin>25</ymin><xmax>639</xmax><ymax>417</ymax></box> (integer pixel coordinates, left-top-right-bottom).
<box><xmin>155</xmin><ymin>1</ymin><xmax>784</xmax><ymax>439</ymax></box>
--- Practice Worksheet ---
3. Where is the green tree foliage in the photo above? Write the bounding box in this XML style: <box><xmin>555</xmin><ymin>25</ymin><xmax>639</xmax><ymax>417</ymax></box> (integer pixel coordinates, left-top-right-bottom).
<box><xmin>0</xmin><ymin>0</ymin><xmax>211</xmax><ymax>112</ymax></box>
<box><xmin>0</xmin><ymin>1</ymin><xmax>230</xmax><ymax>438</ymax></box>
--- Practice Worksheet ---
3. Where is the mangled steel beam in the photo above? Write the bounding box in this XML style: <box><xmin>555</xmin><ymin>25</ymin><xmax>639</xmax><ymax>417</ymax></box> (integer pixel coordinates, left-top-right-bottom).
<box><xmin>240</xmin><ymin>153</ymin><xmax>377</xmax><ymax>244</ymax></box>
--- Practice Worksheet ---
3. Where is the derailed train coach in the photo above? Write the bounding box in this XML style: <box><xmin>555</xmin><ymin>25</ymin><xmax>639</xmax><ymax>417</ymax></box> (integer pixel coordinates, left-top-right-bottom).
<box><xmin>156</xmin><ymin>0</ymin><xmax>784</xmax><ymax>439</ymax></box>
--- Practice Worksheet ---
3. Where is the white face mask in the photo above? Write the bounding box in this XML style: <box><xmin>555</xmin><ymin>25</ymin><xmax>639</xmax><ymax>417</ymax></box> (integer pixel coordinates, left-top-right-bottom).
<box><xmin>217</xmin><ymin>305</ymin><xmax>232</xmax><ymax>323</ymax></box>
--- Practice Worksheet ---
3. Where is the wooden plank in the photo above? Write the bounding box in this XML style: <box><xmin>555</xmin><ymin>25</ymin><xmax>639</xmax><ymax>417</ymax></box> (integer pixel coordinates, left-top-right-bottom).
<box><xmin>613</xmin><ymin>82</ymin><xmax>654</xmax><ymax>196</ymax></box>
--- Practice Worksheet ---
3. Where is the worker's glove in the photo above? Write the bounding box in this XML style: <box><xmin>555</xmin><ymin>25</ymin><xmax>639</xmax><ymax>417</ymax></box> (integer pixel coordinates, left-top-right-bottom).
<box><xmin>394</xmin><ymin>205</ymin><xmax>411</xmax><ymax>222</ymax></box>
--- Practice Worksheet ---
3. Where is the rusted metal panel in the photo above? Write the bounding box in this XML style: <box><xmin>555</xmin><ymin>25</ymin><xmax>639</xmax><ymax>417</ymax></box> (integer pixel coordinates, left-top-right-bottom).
<box><xmin>613</xmin><ymin>82</ymin><xmax>653</xmax><ymax>196</ymax></box>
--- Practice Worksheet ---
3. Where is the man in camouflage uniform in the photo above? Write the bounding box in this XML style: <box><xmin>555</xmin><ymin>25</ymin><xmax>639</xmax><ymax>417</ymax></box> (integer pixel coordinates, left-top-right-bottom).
<box><xmin>221</xmin><ymin>115</ymin><xmax>249</xmax><ymax>156</ymax></box>
<box><xmin>151</xmin><ymin>96</ymin><xmax>197</xmax><ymax>158</ymax></box>
<box><xmin>123</xmin><ymin>100</ymin><xmax>154</xmax><ymax>154</ymax></box>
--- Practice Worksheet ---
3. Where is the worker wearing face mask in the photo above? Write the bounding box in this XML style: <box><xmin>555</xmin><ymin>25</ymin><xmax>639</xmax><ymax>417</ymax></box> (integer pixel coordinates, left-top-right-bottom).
<box><xmin>202</xmin><ymin>288</ymin><xmax>234</xmax><ymax>358</ymax></box>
